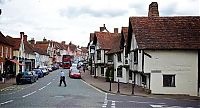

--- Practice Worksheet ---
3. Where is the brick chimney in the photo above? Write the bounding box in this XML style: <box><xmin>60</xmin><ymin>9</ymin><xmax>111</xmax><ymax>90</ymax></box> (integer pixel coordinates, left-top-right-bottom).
<box><xmin>20</xmin><ymin>32</ymin><xmax>24</xmax><ymax>40</ymax></box>
<box><xmin>61</xmin><ymin>41</ymin><xmax>65</xmax><ymax>45</ymax></box>
<box><xmin>114</xmin><ymin>28</ymin><xmax>118</xmax><ymax>33</ymax></box>
<box><xmin>23</xmin><ymin>35</ymin><xmax>27</xmax><ymax>41</ymax></box>
<box><xmin>148</xmin><ymin>2</ymin><xmax>159</xmax><ymax>17</ymax></box>
<box><xmin>43</xmin><ymin>37</ymin><xmax>47</xmax><ymax>42</ymax></box>
<box><xmin>100</xmin><ymin>24</ymin><xmax>106</xmax><ymax>32</ymax></box>
<box><xmin>30</xmin><ymin>38</ymin><xmax>35</xmax><ymax>44</ymax></box>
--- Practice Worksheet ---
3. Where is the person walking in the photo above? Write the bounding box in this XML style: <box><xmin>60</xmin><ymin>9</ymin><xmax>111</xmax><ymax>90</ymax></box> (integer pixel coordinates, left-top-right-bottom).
<box><xmin>83</xmin><ymin>65</ymin><xmax>85</xmax><ymax>73</ymax></box>
<box><xmin>59</xmin><ymin>70</ymin><xmax>66</xmax><ymax>87</ymax></box>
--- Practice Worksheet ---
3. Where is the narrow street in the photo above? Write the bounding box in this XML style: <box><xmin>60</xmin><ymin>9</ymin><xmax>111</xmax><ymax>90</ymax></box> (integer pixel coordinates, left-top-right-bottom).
<box><xmin>0</xmin><ymin>69</ymin><xmax>105</xmax><ymax>108</ymax></box>
<box><xmin>0</xmin><ymin>69</ymin><xmax>199</xmax><ymax>108</ymax></box>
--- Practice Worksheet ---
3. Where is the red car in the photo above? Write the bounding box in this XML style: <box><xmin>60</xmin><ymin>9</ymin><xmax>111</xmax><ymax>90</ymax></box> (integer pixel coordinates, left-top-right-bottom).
<box><xmin>69</xmin><ymin>68</ymin><xmax>81</xmax><ymax>79</ymax></box>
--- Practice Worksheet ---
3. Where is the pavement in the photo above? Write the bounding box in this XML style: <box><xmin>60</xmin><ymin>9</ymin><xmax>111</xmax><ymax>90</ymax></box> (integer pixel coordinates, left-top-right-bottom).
<box><xmin>80</xmin><ymin>69</ymin><xmax>200</xmax><ymax>100</ymax></box>
<box><xmin>1</xmin><ymin>68</ymin><xmax>200</xmax><ymax>100</ymax></box>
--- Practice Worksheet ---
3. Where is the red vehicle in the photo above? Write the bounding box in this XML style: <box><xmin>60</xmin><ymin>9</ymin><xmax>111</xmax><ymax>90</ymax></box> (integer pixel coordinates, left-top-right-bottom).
<box><xmin>62</xmin><ymin>55</ymin><xmax>72</xmax><ymax>69</ymax></box>
<box><xmin>69</xmin><ymin>68</ymin><xmax>81</xmax><ymax>79</ymax></box>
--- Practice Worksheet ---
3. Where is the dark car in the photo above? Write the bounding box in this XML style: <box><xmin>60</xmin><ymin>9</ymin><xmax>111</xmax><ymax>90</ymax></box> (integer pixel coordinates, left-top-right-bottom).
<box><xmin>32</xmin><ymin>71</ymin><xmax>39</xmax><ymax>82</ymax></box>
<box><xmin>16</xmin><ymin>71</ymin><xmax>35</xmax><ymax>85</ymax></box>
<box><xmin>69</xmin><ymin>68</ymin><xmax>81</xmax><ymax>79</ymax></box>
<box><xmin>33</xmin><ymin>69</ymin><xmax>44</xmax><ymax>78</ymax></box>
<box><xmin>39</xmin><ymin>67</ymin><xmax>49</xmax><ymax>76</ymax></box>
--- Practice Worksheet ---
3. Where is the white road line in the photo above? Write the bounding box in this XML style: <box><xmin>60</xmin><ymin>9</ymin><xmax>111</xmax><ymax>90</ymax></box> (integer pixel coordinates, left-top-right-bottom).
<box><xmin>22</xmin><ymin>91</ymin><xmax>37</xmax><ymax>98</ymax></box>
<box><xmin>0</xmin><ymin>100</ymin><xmax>14</xmax><ymax>106</ymax></box>
<box><xmin>111</xmin><ymin>101</ymin><xmax>116</xmax><ymax>108</ymax></box>
<box><xmin>38</xmin><ymin>86</ymin><xmax>46</xmax><ymax>91</ymax></box>
<box><xmin>47</xmin><ymin>82</ymin><xmax>52</xmax><ymax>85</ymax></box>
<box><xmin>81</xmin><ymin>80</ymin><xmax>105</xmax><ymax>94</ymax></box>
<box><xmin>150</xmin><ymin>104</ymin><xmax>164</xmax><ymax>108</ymax></box>
<box><xmin>102</xmin><ymin>93</ymin><xmax>108</xmax><ymax>108</ymax></box>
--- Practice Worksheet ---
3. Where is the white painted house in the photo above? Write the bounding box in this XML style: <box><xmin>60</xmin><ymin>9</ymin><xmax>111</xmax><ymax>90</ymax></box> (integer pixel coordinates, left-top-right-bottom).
<box><xmin>127</xmin><ymin>2</ymin><xmax>200</xmax><ymax>96</ymax></box>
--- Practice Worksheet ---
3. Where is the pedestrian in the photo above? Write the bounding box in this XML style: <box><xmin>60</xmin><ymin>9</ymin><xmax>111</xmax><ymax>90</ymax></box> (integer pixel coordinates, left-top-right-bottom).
<box><xmin>83</xmin><ymin>65</ymin><xmax>85</xmax><ymax>73</ymax></box>
<box><xmin>59</xmin><ymin>71</ymin><xmax>66</xmax><ymax>87</ymax></box>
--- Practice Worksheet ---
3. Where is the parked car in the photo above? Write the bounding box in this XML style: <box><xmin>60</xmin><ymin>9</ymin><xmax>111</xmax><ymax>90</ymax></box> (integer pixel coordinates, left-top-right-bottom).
<box><xmin>16</xmin><ymin>71</ymin><xmax>35</xmax><ymax>84</ymax></box>
<box><xmin>32</xmin><ymin>71</ymin><xmax>39</xmax><ymax>82</ymax></box>
<box><xmin>47</xmin><ymin>66</ymin><xmax>53</xmax><ymax>72</ymax></box>
<box><xmin>70</xmin><ymin>63</ymin><xmax>78</xmax><ymax>70</ymax></box>
<box><xmin>33</xmin><ymin>69</ymin><xmax>44</xmax><ymax>78</ymax></box>
<box><xmin>69</xmin><ymin>68</ymin><xmax>81</xmax><ymax>79</ymax></box>
<box><xmin>39</xmin><ymin>67</ymin><xmax>49</xmax><ymax>76</ymax></box>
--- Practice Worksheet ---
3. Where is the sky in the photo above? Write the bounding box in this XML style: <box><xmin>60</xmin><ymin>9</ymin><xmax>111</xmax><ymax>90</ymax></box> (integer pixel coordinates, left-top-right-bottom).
<box><xmin>0</xmin><ymin>0</ymin><xmax>199</xmax><ymax>47</ymax></box>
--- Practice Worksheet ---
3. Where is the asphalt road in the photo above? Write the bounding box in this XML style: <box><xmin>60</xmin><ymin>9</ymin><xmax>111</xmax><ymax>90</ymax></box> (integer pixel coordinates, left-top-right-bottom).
<box><xmin>0</xmin><ymin>69</ymin><xmax>105</xmax><ymax>108</ymax></box>
<box><xmin>0</xmin><ymin>69</ymin><xmax>199</xmax><ymax>108</ymax></box>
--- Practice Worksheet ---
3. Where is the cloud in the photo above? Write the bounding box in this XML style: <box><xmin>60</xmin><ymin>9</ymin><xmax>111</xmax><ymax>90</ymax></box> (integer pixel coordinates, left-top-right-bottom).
<box><xmin>0</xmin><ymin>0</ymin><xmax>11</xmax><ymax>4</ymax></box>
<box><xmin>59</xmin><ymin>6</ymin><xmax>128</xmax><ymax>18</ymax></box>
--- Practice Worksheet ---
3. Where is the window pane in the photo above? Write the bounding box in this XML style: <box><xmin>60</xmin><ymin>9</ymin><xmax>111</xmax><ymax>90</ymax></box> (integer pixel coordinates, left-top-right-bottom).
<box><xmin>163</xmin><ymin>75</ymin><xmax>175</xmax><ymax>87</ymax></box>
<box><xmin>117</xmin><ymin>67</ymin><xmax>122</xmax><ymax>77</ymax></box>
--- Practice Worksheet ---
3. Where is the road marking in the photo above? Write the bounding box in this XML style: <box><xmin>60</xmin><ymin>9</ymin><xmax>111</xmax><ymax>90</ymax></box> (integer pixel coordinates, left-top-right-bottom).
<box><xmin>47</xmin><ymin>82</ymin><xmax>51</xmax><ymax>85</ymax></box>
<box><xmin>0</xmin><ymin>100</ymin><xmax>13</xmax><ymax>106</ymax></box>
<box><xmin>102</xmin><ymin>93</ymin><xmax>108</xmax><ymax>108</ymax></box>
<box><xmin>81</xmin><ymin>80</ymin><xmax>105</xmax><ymax>94</ymax></box>
<box><xmin>38</xmin><ymin>86</ymin><xmax>46</xmax><ymax>91</ymax></box>
<box><xmin>150</xmin><ymin>104</ymin><xmax>164</xmax><ymax>107</ymax></box>
<box><xmin>111</xmin><ymin>101</ymin><xmax>115</xmax><ymax>108</ymax></box>
<box><xmin>22</xmin><ymin>91</ymin><xmax>37</xmax><ymax>98</ymax></box>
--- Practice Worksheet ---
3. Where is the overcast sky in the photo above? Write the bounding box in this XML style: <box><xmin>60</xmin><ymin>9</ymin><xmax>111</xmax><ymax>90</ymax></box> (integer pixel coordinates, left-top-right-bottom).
<box><xmin>0</xmin><ymin>0</ymin><xmax>199</xmax><ymax>47</ymax></box>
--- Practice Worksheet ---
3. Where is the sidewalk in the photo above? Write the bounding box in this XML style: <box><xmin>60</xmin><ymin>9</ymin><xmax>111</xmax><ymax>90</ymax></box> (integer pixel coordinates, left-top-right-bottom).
<box><xmin>81</xmin><ymin>69</ymin><xmax>200</xmax><ymax>100</ymax></box>
<box><xmin>0</xmin><ymin>77</ymin><xmax>16</xmax><ymax>90</ymax></box>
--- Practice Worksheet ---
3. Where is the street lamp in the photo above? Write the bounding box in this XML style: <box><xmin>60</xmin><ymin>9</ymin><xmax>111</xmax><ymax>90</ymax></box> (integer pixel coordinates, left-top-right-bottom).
<box><xmin>90</xmin><ymin>45</ymin><xmax>95</xmax><ymax>76</ymax></box>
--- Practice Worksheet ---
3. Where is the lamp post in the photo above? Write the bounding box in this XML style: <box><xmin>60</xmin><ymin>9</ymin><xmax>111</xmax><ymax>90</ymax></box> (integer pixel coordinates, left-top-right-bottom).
<box><xmin>90</xmin><ymin>45</ymin><xmax>95</xmax><ymax>76</ymax></box>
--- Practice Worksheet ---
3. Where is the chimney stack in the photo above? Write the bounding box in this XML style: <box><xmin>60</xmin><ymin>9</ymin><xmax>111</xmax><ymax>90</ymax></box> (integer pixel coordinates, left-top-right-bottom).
<box><xmin>114</xmin><ymin>28</ymin><xmax>118</xmax><ymax>33</ymax></box>
<box><xmin>61</xmin><ymin>41</ymin><xmax>65</xmax><ymax>45</ymax></box>
<box><xmin>30</xmin><ymin>38</ymin><xmax>35</xmax><ymax>44</ymax></box>
<box><xmin>20</xmin><ymin>32</ymin><xmax>24</xmax><ymax>40</ymax></box>
<box><xmin>100</xmin><ymin>24</ymin><xmax>106</xmax><ymax>32</ymax></box>
<box><xmin>148</xmin><ymin>2</ymin><xmax>159</xmax><ymax>17</ymax></box>
<box><xmin>43</xmin><ymin>37</ymin><xmax>47</xmax><ymax>42</ymax></box>
<box><xmin>23</xmin><ymin>35</ymin><xmax>27</xmax><ymax>41</ymax></box>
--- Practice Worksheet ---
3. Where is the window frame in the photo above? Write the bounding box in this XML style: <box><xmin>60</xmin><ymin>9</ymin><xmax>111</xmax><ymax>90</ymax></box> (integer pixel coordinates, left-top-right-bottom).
<box><xmin>117</xmin><ymin>67</ymin><xmax>122</xmax><ymax>77</ymax></box>
<box><xmin>117</xmin><ymin>53</ymin><xmax>122</xmax><ymax>62</ymax></box>
<box><xmin>97</xmin><ymin>50</ymin><xmax>101</xmax><ymax>60</ymax></box>
<box><xmin>108</xmin><ymin>54</ymin><xmax>113</xmax><ymax>62</ymax></box>
<box><xmin>163</xmin><ymin>74</ymin><xmax>176</xmax><ymax>87</ymax></box>
<box><xmin>134</xmin><ymin>50</ymin><xmax>138</xmax><ymax>64</ymax></box>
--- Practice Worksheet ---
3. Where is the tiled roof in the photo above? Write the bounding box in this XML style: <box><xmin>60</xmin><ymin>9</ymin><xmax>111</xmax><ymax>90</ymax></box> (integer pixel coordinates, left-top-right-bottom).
<box><xmin>0</xmin><ymin>32</ymin><xmax>13</xmax><ymax>46</ymax></box>
<box><xmin>129</xmin><ymin>16</ymin><xmax>200</xmax><ymax>50</ymax></box>
<box><xmin>34</xmin><ymin>43</ymin><xmax>48</xmax><ymax>55</ymax></box>
<box><xmin>94</xmin><ymin>32</ymin><xmax>119</xmax><ymax>50</ymax></box>
<box><xmin>68</xmin><ymin>43</ymin><xmax>77</xmax><ymax>52</ymax></box>
<box><xmin>81</xmin><ymin>47</ymin><xmax>88</xmax><ymax>53</ymax></box>
<box><xmin>121</xmin><ymin>27</ymin><xmax>128</xmax><ymax>46</ymax></box>
<box><xmin>24</xmin><ymin>41</ymin><xmax>35</xmax><ymax>54</ymax></box>
<box><xmin>6</xmin><ymin>36</ymin><xmax>21</xmax><ymax>50</ymax></box>
<box><xmin>106</xmin><ymin>34</ymin><xmax>122</xmax><ymax>54</ymax></box>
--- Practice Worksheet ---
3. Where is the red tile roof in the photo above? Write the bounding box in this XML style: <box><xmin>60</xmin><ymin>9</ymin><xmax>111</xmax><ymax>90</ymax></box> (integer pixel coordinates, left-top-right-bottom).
<box><xmin>68</xmin><ymin>42</ymin><xmax>77</xmax><ymax>52</ymax></box>
<box><xmin>129</xmin><ymin>16</ymin><xmax>200</xmax><ymax>50</ymax></box>
<box><xmin>34</xmin><ymin>43</ymin><xmax>48</xmax><ymax>55</ymax></box>
<box><xmin>94</xmin><ymin>32</ymin><xmax>119</xmax><ymax>50</ymax></box>
<box><xmin>0</xmin><ymin>32</ymin><xmax>13</xmax><ymax>46</ymax></box>
<box><xmin>106</xmin><ymin>34</ymin><xmax>122</xmax><ymax>54</ymax></box>
<box><xmin>81</xmin><ymin>47</ymin><xmax>88</xmax><ymax>53</ymax></box>
<box><xmin>6</xmin><ymin>36</ymin><xmax>21</xmax><ymax>50</ymax></box>
<box><xmin>121</xmin><ymin>27</ymin><xmax>128</xmax><ymax>45</ymax></box>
